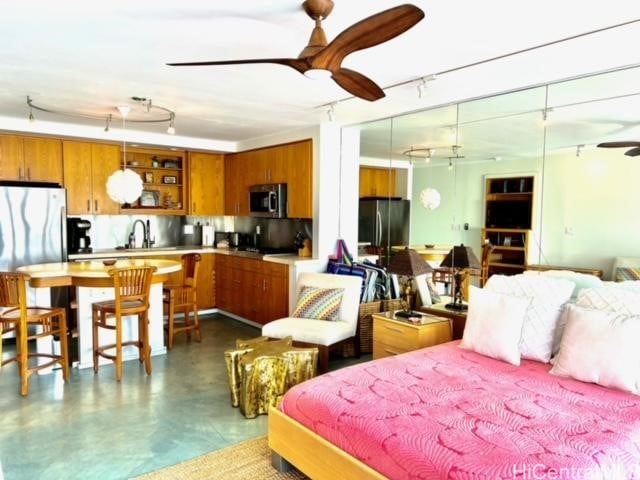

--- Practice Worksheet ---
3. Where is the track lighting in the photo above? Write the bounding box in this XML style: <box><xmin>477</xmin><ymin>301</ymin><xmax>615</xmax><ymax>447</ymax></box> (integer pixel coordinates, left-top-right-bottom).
<box><xmin>327</xmin><ymin>103</ymin><xmax>336</xmax><ymax>122</ymax></box>
<box><xmin>402</xmin><ymin>146</ymin><xmax>435</xmax><ymax>163</ymax></box>
<box><xmin>26</xmin><ymin>96</ymin><xmax>175</xmax><ymax>133</ymax></box>
<box><xmin>416</xmin><ymin>74</ymin><xmax>436</xmax><ymax>99</ymax></box>
<box><xmin>448</xmin><ymin>158</ymin><xmax>454</xmax><ymax>171</ymax></box>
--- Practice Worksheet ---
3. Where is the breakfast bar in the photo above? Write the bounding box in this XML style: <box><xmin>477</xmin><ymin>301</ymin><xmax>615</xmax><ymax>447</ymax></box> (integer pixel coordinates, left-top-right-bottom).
<box><xmin>17</xmin><ymin>258</ymin><xmax>181</xmax><ymax>369</ymax></box>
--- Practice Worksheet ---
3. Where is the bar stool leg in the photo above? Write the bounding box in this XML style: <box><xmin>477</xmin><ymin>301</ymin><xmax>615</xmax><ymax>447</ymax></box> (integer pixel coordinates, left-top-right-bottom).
<box><xmin>141</xmin><ymin>312</ymin><xmax>152</xmax><ymax>375</ymax></box>
<box><xmin>59</xmin><ymin>311</ymin><xmax>70</xmax><ymax>381</ymax></box>
<box><xmin>92</xmin><ymin>308</ymin><xmax>100</xmax><ymax>374</ymax></box>
<box><xmin>167</xmin><ymin>291</ymin><xmax>175</xmax><ymax>349</ymax></box>
<box><xmin>194</xmin><ymin>308</ymin><xmax>202</xmax><ymax>342</ymax></box>
<box><xmin>115</xmin><ymin>313</ymin><xmax>123</xmax><ymax>382</ymax></box>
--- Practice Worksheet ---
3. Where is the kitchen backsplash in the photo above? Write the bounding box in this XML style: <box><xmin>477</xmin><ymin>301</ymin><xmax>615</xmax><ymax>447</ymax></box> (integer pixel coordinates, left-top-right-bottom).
<box><xmin>74</xmin><ymin>214</ymin><xmax>312</xmax><ymax>251</ymax></box>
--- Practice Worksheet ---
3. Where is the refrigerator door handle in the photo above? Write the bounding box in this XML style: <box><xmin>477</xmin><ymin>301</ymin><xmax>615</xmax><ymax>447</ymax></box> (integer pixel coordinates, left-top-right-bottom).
<box><xmin>376</xmin><ymin>210</ymin><xmax>383</xmax><ymax>245</ymax></box>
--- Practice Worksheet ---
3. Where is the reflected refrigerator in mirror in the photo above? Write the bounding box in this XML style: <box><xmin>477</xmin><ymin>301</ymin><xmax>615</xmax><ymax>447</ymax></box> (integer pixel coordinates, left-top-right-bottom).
<box><xmin>358</xmin><ymin>198</ymin><xmax>410</xmax><ymax>266</ymax></box>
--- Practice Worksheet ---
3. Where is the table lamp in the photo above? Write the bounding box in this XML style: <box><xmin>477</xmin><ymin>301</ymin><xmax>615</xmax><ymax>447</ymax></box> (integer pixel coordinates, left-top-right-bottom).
<box><xmin>440</xmin><ymin>244</ymin><xmax>480</xmax><ymax>311</ymax></box>
<box><xmin>387</xmin><ymin>247</ymin><xmax>433</xmax><ymax>317</ymax></box>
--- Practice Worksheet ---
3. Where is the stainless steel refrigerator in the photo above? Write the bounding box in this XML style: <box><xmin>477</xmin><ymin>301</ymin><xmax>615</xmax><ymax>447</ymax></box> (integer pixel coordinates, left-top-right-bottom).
<box><xmin>0</xmin><ymin>182</ymin><xmax>67</xmax><ymax>305</ymax></box>
<box><xmin>358</xmin><ymin>198</ymin><xmax>410</xmax><ymax>266</ymax></box>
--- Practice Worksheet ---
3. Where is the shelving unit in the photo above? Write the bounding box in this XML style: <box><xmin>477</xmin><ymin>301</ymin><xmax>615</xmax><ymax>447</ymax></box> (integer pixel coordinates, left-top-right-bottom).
<box><xmin>120</xmin><ymin>147</ymin><xmax>187</xmax><ymax>215</ymax></box>
<box><xmin>482</xmin><ymin>176</ymin><xmax>534</xmax><ymax>280</ymax></box>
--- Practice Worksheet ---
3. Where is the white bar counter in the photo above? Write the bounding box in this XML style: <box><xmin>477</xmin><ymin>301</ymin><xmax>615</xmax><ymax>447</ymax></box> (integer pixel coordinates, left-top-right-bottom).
<box><xmin>17</xmin><ymin>259</ymin><xmax>181</xmax><ymax>369</ymax></box>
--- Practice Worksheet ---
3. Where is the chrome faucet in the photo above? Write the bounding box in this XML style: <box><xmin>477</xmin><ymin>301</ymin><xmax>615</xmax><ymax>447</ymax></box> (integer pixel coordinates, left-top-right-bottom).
<box><xmin>130</xmin><ymin>219</ymin><xmax>154</xmax><ymax>248</ymax></box>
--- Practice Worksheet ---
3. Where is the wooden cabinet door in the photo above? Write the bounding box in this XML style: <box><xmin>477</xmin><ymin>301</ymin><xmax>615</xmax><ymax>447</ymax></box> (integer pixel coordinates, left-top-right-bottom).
<box><xmin>23</xmin><ymin>137</ymin><xmax>63</xmax><ymax>184</ymax></box>
<box><xmin>262</xmin><ymin>269</ymin><xmax>289</xmax><ymax>324</ymax></box>
<box><xmin>0</xmin><ymin>135</ymin><xmax>25</xmax><ymax>181</ymax></box>
<box><xmin>63</xmin><ymin>141</ymin><xmax>94</xmax><ymax>214</ymax></box>
<box><xmin>224</xmin><ymin>154</ymin><xmax>240</xmax><ymax>215</ymax></box>
<box><xmin>359</xmin><ymin>167</ymin><xmax>396</xmax><ymax>197</ymax></box>
<box><xmin>284</xmin><ymin>140</ymin><xmax>312</xmax><ymax>218</ymax></box>
<box><xmin>190</xmin><ymin>152</ymin><xmax>225</xmax><ymax>215</ymax></box>
<box><xmin>90</xmin><ymin>143</ymin><xmax>120</xmax><ymax>214</ymax></box>
<box><xmin>196</xmin><ymin>253</ymin><xmax>215</xmax><ymax>309</ymax></box>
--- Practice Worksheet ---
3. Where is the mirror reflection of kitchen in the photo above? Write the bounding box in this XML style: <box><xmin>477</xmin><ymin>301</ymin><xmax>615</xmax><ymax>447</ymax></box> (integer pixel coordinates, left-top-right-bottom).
<box><xmin>357</xmin><ymin>65</ymin><xmax>640</xmax><ymax>279</ymax></box>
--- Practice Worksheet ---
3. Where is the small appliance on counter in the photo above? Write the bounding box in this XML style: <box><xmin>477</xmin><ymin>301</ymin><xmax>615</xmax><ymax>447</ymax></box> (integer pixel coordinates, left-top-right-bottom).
<box><xmin>67</xmin><ymin>217</ymin><xmax>92</xmax><ymax>254</ymax></box>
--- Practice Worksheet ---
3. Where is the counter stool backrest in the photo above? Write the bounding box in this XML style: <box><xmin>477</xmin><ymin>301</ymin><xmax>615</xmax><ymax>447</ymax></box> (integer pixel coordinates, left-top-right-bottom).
<box><xmin>180</xmin><ymin>253</ymin><xmax>201</xmax><ymax>288</ymax></box>
<box><xmin>0</xmin><ymin>271</ymin><xmax>25</xmax><ymax>311</ymax></box>
<box><xmin>108</xmin><ymin>265</ymin><xmax>157</xmax><ymax>307</ymax></box>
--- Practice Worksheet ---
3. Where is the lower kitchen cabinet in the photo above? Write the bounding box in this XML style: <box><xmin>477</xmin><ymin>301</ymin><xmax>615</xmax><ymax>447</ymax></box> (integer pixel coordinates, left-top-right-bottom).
<box><xmin>214</xmin><ymin>254</ymin><xmax>288</xmax><ymax>324</ymax></box>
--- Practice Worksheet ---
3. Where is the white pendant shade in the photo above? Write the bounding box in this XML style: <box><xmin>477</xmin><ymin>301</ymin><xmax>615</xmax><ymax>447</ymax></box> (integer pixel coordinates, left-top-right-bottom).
<box><xmin>420</xmin><ymin>188</ymin><xmax>441</xmax><ymax>210</ymax></box>
<box><xmin>106</xmin><ymin>168</ymin><xmax>143</xmax><ymax>204</ymax></box>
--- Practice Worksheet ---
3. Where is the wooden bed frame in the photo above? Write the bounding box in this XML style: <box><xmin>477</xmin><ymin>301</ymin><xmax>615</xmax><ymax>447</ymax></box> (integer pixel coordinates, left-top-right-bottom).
<box><xmin>268</xmin><ymin>406</ymin><xmax>385</xmax><ymax>479</ymax></box>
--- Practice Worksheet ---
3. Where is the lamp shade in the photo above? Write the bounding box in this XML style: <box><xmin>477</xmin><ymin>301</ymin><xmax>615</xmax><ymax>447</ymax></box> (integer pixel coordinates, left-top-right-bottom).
<box><xmin>440</xmin><ymin>244</ymin><xmax>481</xmax><ymax>269</ymax></box>
<box><xmin>387</xmin><ymin>247</ymin><xmax>433</xmax><ymax>277</ymax></box>
<box><xmin>106</xmin><ymin>168</ymin><xmax>143</xmax><ymax>204</ymax></box>
<box><xmin>419</xmin><ymin>188</ymin><xmax>441</xmax><ymax>210</ymax></box>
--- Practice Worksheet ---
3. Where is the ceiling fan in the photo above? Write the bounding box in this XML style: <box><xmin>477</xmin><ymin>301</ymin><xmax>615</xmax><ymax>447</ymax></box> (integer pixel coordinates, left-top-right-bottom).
<box><xmin>597</xmin><ymin>141</ymin><xmax>640</xmax><ymax>156</ymax></box>
<box><xmin>167</xmin><ymin>1</ymin><xmax>425</xmax><ymax>102</ymax></box>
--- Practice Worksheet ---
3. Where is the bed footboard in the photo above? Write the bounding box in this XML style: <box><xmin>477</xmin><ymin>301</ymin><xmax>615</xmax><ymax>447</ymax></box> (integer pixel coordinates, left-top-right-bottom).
<box><xmin>267</xmin><ymin>406</ymin><xmax>385</xmax><ymax>480</ymax></box>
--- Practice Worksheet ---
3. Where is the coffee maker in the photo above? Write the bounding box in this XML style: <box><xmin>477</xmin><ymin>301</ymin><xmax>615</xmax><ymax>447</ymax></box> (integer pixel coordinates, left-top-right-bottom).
<box><xmin>67</xmin><ymin>218</ymin><xmax>92</xmax><ymax>253</ymax></box>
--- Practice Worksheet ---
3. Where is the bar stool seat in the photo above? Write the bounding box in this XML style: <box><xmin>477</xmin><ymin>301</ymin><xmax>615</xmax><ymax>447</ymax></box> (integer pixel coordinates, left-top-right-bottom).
<box><xmin>0</xmin><ymin>271</ymin><xmax>69</xmax><ymax>396</ymax></box>
<box><xmin>92</xmin><ymin>265</ymin><xmax>156</xmax><ymax>381</ymax></box>
<box><xmin>163</xmin><ymin>253</ymin><xmax>201</xmax><ymax>349</ymax></box>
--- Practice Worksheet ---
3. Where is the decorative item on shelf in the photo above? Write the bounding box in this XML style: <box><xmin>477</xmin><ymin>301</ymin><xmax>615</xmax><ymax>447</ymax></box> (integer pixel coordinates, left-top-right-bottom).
<box><xmin>163</xmin><ymin>160</ymin><xmax>179</xmax><ymax>169</ymax></box>
<box><xmin>152</xmin><ymin>157</ymin><xmax>161</xmax><ymax>168</ymax></box>
<box><xmin>298</xmin><ymin>239</ymin><xmax>312</xmax><ymax>257</ymax></box>
<box><xmin>440</xmin><ymin>244</ymin><xmax>481</xmax><ymax>311</ymax></box>
<box><xmin>139</xmin><ymin>190</ymin><xmax>160</xmax><ymax>207</ymax></box>
<box><xmin>106</xmin><ymin>105</ymin><xmax>143</xmax><ymax>205</ymax></box>
<box><xmin>144</xmin><ymin>172</ymin><xmax>153</xmax><ymax>184</ymax></box>
<box><xmin>387</xmin><ymin>247</ymin><xmax>433</xmax><ymax>317</ymax></box>
<box><xmin>163</xmin><ymin>192</ymin><xmax>178</xmax><ymax>209</ymax></box>
<box><xmin>162</xmin><ymin>175</ymin><xmax>177</xmax><ymax>184</ymax></box>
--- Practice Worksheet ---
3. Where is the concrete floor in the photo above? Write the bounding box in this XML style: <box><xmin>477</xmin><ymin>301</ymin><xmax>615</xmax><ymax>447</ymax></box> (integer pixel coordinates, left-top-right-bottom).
<box><xmin>0</xmin><ymin>314</ymin><xmax>369</xmax><ymax>480</ymax></box>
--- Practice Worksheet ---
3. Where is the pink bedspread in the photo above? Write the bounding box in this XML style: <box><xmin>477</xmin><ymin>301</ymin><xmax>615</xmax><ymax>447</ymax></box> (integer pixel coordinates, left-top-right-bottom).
<box><xmin>281</xmin><ymin>342</ymin><xmax>640</xmax><ymax>479</ymax></box>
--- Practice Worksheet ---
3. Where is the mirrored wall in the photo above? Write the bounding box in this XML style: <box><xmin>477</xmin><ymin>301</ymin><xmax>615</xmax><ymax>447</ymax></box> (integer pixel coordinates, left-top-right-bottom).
<box><xmin>355</xmin><ymin>65</ymin><xmax>640</xmax><ymax>279</ymax></box>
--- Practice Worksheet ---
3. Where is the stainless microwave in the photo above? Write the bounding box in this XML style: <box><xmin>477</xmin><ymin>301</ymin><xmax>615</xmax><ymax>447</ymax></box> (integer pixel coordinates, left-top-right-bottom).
<box><xmin>249</xmin><ymin>183</ymin><xmax>287</xmax><ymax>218</ymax></box>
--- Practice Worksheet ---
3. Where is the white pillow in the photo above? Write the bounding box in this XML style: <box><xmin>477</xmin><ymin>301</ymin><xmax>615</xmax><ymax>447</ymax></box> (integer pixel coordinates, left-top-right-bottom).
<box><xmin>485</xmin><ymin>274</ymin><xmax>574</xmax><ymax>362</ymax></box>
<box><xmin>576</xmin><ymin>286</ymin><xmax>640</xmax><ymax>315</ymax></box>
<box><xmin>460</xmin><ymin>286</ymin><xmax>530</xmax><ymax>366</ymax></box>
<box><xmin>550</xmin><ymin>304</ymin><xmax>640</xmax><ymax>395</ymax></box>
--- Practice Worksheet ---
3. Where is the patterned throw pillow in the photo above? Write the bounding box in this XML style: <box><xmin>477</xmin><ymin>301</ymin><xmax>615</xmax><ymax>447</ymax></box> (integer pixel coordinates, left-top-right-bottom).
<box><xmin>292</xmin><ymin>286</ymin><xmax>344</xmax><ymax>321</ymax></box>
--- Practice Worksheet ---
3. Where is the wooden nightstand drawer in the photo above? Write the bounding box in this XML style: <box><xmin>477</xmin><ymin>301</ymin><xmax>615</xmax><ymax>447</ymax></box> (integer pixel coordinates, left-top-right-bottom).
<box><xmin>372</xmin><ymin>313</ymin><xmax>452</xmax><ymax>359</ymax></box>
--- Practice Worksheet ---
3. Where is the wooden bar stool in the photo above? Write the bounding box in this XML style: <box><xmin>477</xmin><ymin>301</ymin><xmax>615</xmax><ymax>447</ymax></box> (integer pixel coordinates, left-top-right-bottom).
<box><xmin>0</xmin><ymin>271</ymin><xmax>69</xmax><ymax>396</ymax></box>
<box><xmin>163</xmin><ymin>253</ymin><xmax>201</xmax><ymax>349</ymax></box>
<box><xmin>92</xmin><ymin>265</ymin><xmax>156</xmax><ymax>381</ymax></box>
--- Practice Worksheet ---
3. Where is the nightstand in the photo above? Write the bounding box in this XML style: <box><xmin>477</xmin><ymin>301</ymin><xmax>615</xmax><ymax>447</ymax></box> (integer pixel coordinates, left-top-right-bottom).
<box><xmin>419</xmin><ymin>303</ymin><xmax>467</xmax><ymax>340</ymax></box>
<box><xmin>372</xmin><ymin>312</ymin><xmax>452</xmax><ymax>359</ymax></box>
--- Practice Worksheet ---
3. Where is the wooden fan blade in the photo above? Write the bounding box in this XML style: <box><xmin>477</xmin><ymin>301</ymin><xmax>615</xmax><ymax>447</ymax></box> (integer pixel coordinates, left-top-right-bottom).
<box><xmin>597</xmin><ymin>141</ymin><xmax>640</xmax><ymax>148</ymax></box>
<box><xmin>625</xmin><ymin>147</ymin><xmax>640</xmax><ymax>156</ymax></box>
<box><xmin>312</xmin><ymin>4</ymin><xmax>425</xmax><ymax>71</ymax></box>
<box><xmin>167</xmin><ymin>58</ymin><xmax>310</xmax><ymax>74</ymax></box>
<box><xmin>332</xmin><ymin>68</ymin><xmax>385</xmax><ymax>101</ymax></box>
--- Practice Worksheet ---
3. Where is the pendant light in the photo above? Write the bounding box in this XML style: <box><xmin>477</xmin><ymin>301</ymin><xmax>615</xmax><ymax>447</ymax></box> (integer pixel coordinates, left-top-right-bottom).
<box><xmin>106</xmin><ymin>105</ymin><xmax>143</xmax><ymax>205</ymax></box>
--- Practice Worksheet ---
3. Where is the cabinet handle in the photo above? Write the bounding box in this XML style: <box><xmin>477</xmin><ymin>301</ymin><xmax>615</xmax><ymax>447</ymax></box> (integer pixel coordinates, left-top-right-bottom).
<box><xmin>268</xmin><ymin>169</ymin><xmax>271</xmax><ymax>182</ymax></box>
<box><xmin>193</xmin><ymin>202</ymin><xmax>196</xmax><ymax>213</ymax></box>
<box><xmin>262</xmin><ymin>279</ymin><xmax>266</xmax><ymax>291</ymax></box>
<box><xmin>26</xmin><ymin>168</ymin><xmax>31</xmax><ymax>180</ymax></box>
<box><xmin>94</xmin><ymin>200</ymin><xmax>98</xmax><ymax>212</ymax></box>
<box><xmin>87</xmin><ymin>200</ymin><xmax>91</xmax><ymax>212</ymax></box>
<box><xmin>18</xmin><ymin>167</ymin><xmax>23</xmax><ymax>180</ymax></box>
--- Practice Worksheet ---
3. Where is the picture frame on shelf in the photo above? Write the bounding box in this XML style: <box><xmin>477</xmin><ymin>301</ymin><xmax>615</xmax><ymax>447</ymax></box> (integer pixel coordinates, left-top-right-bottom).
<box><xmin>139</xmin><ymin>190</ymin><xmax>160</xmax><ymax>207</ymax></box>
<box><xmin>162</xmin><ymin>175</ymin><xmax>177</xmax><ymax>184</ymax></box>
<box><xmin>144</xmin><ymin>172</ymin><xmax>153</xmax><ymax>183</ymax></box>
<box><xmin>163</xmin><ymin>160</ymin><xmax>179</xmax><ymax>169</ymax></box>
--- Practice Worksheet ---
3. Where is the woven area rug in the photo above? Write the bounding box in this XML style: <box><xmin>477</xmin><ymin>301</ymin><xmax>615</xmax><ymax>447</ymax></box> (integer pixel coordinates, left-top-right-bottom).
<box><xmin>134</xmin><ymin>436</ymin><xmax>307</xmax><ymax>480</ymax></box>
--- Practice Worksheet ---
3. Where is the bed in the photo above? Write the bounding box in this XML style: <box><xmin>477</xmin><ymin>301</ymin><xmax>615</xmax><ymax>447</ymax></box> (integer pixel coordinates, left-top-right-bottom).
<box><xmin>268</xmin><ymin>341</ymin><xmax>640</xmax><ymax>479</ymax></box>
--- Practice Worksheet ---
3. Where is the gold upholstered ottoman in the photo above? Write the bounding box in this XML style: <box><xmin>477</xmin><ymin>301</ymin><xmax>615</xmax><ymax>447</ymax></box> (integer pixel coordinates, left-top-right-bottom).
<box><xmin>224</xmin><ymin>336</ymin><xmax>318</xmax><ymax>418</ymax></box>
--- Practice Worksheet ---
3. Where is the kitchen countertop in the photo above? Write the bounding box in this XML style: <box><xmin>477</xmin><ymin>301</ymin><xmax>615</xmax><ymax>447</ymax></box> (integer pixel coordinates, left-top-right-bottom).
<box><xmin>68</xmin><ymin>246</ymin><xmax>321</xmax><ymax>266</ymax></box>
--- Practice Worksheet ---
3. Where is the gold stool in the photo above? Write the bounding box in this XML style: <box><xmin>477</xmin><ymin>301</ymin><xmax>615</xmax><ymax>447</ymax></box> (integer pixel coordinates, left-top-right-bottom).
<box><xmin>224</xmin><ymin>336</ymin><xmax>318</xmax><ymax>418</ymax></box>
<box><xmin>92</xmin><ymin>265</ymin><xmax>156</xmax><ymax>381</ymax></box>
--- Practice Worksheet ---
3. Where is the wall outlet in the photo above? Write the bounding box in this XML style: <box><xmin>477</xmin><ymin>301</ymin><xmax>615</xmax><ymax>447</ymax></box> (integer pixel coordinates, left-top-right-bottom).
<box><xmin>564</xmin><ymin>226</ymin><xmax>575</xmax><ymax>235</ymax></box>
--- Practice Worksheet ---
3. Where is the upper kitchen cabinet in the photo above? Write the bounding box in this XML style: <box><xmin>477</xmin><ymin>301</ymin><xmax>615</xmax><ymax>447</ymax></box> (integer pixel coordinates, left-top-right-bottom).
<box><xmin>63</xmin><ymin>141</ymin><xmax>120</xmax><ymax>215</ymax></box>
<box><xmin>224</xmin><ymin>153</ymin><xmax>250</xmax><ymax>216</ymax></box>
<box><xmin>189</xmin><ymin>152</ymin><xmax>224</xmax><ymax>215</ymax></box>
<box><xmin>0</xmin><ymin>135</ymin><xmax>63</xmax><ymax>184</ymax></box>
<box><xmin>359</xmin><ymin>166</ymin><xmax>396</xmax><ymax>198</ymax></box>
<box><xmin>121</xmin><ymin>147</ymin><xmax>187</xmax><ymax>215</ymax></box>
<box><xmin>224</xmin><ymin>139</ymin><xmax>313</xmax><ymax>218</ymax></box>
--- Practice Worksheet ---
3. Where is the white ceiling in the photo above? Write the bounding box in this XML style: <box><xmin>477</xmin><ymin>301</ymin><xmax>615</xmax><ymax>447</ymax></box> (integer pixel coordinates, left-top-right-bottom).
<box><xmin>1</xmin><ymin>1</ymin><xmax>640</xmax><ymax>150</ymax></box>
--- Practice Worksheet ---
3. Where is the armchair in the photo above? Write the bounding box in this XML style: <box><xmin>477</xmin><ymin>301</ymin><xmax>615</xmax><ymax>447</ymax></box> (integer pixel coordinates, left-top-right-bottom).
<box><xmin>262</xmin><ymin>272</ymin><xmax>363</xmax><ymax>373</ymax></box>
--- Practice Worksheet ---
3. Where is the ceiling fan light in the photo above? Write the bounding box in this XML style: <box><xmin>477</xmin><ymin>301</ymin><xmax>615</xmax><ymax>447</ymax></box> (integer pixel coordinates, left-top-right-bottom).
<box><xmin>304</xmin><ymin>68</ymin><xmax>332</xmax><ymax>80</ymax></box>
